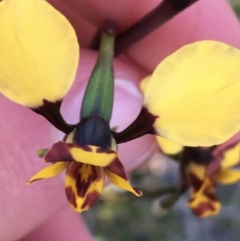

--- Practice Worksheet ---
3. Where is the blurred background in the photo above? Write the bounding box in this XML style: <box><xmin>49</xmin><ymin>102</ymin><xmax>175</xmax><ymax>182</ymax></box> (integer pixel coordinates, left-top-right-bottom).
<box><xmin>82</xmin><ymin>2</ymin><xmax>240</xmax><ymax>240</ymax></box>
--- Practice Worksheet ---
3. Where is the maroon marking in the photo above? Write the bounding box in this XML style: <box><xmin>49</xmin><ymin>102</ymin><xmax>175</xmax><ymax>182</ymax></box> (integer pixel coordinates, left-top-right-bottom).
<box><xmin>44</xmin><ymin>142</ymin><xmax>76</xmax><ymax>163</ymax></box>
<box><xmin>133</xmin><ymin>188</ymin><xmax>142</xmax><ymax>196</ymax></box>
<box><xmin>191</xmin><ymin>201</ymin><xmax>217</xmax><ymax>217</ymax></box>
<box><xmin>204</xmin><ymin>192</ymin><xmax>218</xmax><ymax>202</ymax></box>
<box><xmin>66</xmin><ymin>163</ymin><xmax>82</xmax><ymax>180</ymax></box>
<box><xmin>80</xmin><ymin>145</ymin><xmax>92</xmax><ymax>152</ymax></box>
<box><xmin>105</xmin><ymin>158</ymin><xmax>128</xmax><ymax>180</ymax></box>
<box><xmin>81</xmin><ymin>190</ymin><xmax>100</xmax><ymax>210</ymax></box>
<box><xmin>68</xmin><ymin>164</ymin><xmax>102</xmax><ymax>198</ymax></box>
<box><xmin>113</xmin><ymin>107</ymin><xmax>158</xmax><ymax>144</ymax></box>
<box><xmin>96</xmin><ymin>147</ymin><xmax>115</xmax><ymax>154</ymax></box>
<box><xmin>186</xmin><ymin>173</ymin><xmax>204</xmax><ymax>193</ymax></box>
<box><xmin>32</xmin><ymin>99</ymin><xmax>75</xmax><ymax>134</ymax></box>
<box><xmin>65</xmin><ymin>186</ymin><xmax>77</xmax><ymax>208</ymax></box>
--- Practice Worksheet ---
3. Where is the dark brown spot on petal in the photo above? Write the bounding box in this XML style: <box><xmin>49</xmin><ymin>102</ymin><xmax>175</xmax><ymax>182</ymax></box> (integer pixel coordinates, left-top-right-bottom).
<box><xmin>81</xmin><ymin>190</ymin><xmax>100</xmax><ymax>210</ymax></box>
<box><xmin>96</xmin><ymin>147</ymin><xmax>115</xmax><ymax>154</ymax></box>
<box><xmin>105</xmin><ymin>158</ymin><xmax>128</xmax><ymax>180</ymax></box>
<box><xmin>113</xmin><ymin>107</ymin><xmax>158</xmax><ymax>144</ymax></box>
<box><xmin>65</xmin><ymin>186</ymin><xmax>77</xmax><ymax>208</ymax></box>
<box><xmin>80</xmin><ymin>145</ymin><xmax>92</xmax><ymax>152</ymax></box>
<box><xmin>32</xmin><ymin>100</ymin><xmax>75</xmax><ymax>134</ymax></box>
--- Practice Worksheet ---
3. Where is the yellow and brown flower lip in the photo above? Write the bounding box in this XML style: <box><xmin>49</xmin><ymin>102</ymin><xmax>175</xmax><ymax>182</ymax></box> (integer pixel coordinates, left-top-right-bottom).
<box><xmin>28</xmin><ymin>139</ymin><xmax>142</xmax><ymax>212</ymax></box>
<box><xmin>184</xmin><ymin>142</ymin><xmax>240</xmax><ymax>218</ymax></box>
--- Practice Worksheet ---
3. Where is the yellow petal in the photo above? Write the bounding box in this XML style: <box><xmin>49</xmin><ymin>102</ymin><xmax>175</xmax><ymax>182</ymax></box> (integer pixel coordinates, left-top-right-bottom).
<box><xmin>188</xmin><ymin>179</ymin><xmax>221</xmax><ymax>217</ymax></box>
<box><xmin>213</xmin><ymin>168</ymin><xmax>240</xmax><ymax>184</ymax></box>
<box><xmin>221</xmin><ymin>143</ymin><xmax>240</xmax><ymax>169</ymax></box>
<box><xmin>0</xmin><ymin>0</ymin><xmax>79</xmax><ymax>107</ymax></box>
<box><xmin>144</xmin><ymin>41</ymin><xmax>240</xmax><ymax>146</ymax></box>
<box><xmin>65</xmin><ymin>163</ymin><xmax>104</xmax><ymax>212</ymax></box>
<box><xmin>156</xmin><ymin>136</ymin><xmax>183</xmax><ymax>155</ymax></box>
<box><xmin>27</xmin><ymin>162</ymin><xmax>68</xmax><ymax>184</ymax></box>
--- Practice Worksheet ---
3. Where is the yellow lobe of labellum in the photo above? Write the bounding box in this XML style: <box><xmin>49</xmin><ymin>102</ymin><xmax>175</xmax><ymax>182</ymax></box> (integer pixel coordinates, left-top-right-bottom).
<box><xmin>27</xmin><ymin>162</ymin><xmax>68</xmax><ymax>184</ymax></box>
<box><xmin>65</xmin><ymin>163</ymin><xmax>104</xmax><ymax>212</ymax></box>
<box><xmin>144</xmin><ymin>41</ymin><xmax>240</xmax><ymax>146</ymax></box>
<box><xmin>0</xmin><ymin>0</ymin><xmax>79</xmax><ymax>108</ymax></box>
<box><xmin>69</xmin><ymin>145</ymin><xmax>119</xmax><ymax>167</ymax></box>
<box><xmin>188</xmin><ymin>180</ymin><xmax>221</xmax><ymax>218</ymax></box>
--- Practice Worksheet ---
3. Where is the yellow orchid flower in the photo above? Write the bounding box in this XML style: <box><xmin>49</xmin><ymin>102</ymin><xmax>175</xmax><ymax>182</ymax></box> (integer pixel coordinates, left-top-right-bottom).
<box><xmin>0</xmin><ymin>0</ymin><xmax>141</xmax><ymax>212</ymax></box>
<box><xmin>2</xmin><ymin>0</ymin><xmax>240</xmax><ymax>213</ymax></box>
<box><xmin>28</xmin><ymin>134</ymin><xmax>141</xmax><ymax>212</ymax></box>
<box><xmin>186</xmin><ymin>143</ymin><xmax>240</xmax><ymax>217</ymax></box>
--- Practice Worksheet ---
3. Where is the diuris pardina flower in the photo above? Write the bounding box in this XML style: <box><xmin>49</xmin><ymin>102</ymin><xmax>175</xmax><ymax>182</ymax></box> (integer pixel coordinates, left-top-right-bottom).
<box><xmin>184</xmin><ymin>141</ymin><xmax>240</xmax><ymax>217</ymax></box>
<box><xmin>1</xmin><ymin>0</ymin><xmax>240</xmax><ymax>212</ymax></box>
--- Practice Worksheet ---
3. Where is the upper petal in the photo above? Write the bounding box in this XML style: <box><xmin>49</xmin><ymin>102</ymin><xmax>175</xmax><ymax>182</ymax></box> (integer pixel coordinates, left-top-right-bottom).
<box><xmin>0</xmin><ymin>0</ymin><xmax>79</xmax><ymax>108</ymax></box>
<box><xmin>65</xmin><ymin>162</ymin><xmax>104</xmax><ymax>212</ymax></box>
<box><xmin>144</xmin><ymin>41</ymin><xmax>240</xmax><ymax>146</ymax></box>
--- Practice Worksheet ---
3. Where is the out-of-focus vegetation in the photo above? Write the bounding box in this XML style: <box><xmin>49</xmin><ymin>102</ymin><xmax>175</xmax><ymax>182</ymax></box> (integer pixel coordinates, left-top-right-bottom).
<box><xmin>230</xmin><ymin>0</ymin><xmax>240</xmax><ymax>17</ymax></box>
<box><xmin>82</xmin><ymin>2</ymin><xmax>240</xmax><ymax>241</ymax></box>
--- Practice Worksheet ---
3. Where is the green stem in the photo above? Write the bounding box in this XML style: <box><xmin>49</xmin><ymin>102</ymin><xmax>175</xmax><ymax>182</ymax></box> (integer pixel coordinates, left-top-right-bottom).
<box><xmin>81</xmin><ymin>22</ymin><xmax>115</xmax><ymax>122</ymax></box>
